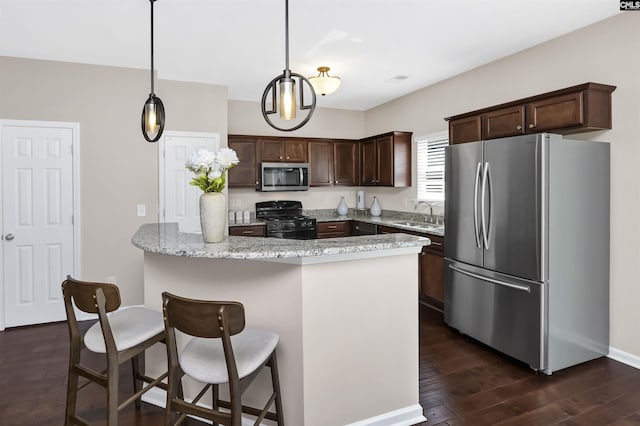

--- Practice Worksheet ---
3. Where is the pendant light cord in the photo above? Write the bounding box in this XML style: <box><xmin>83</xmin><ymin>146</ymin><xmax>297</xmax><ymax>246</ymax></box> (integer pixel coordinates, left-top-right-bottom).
<box><xmin>150</xmin><ymin>0</ymin><xmax>155</xmax><ymax>95</ymax></box>
<box><xmin>284</xmin><ymin>0</ymin><xmax>289</xmax><ymax>72</ymax></box>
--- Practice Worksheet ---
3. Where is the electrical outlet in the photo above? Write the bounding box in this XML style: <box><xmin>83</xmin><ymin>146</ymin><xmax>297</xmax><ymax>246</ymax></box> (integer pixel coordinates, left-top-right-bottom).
<box><xmin>106</xmin><ymin>276</ymin><xmax>117</xmax><ymax>284</ymax></box>
<box><xmin>137</xmin><ymin>204</ymin><xmax>146</xmax><ymax>217</ymax></box>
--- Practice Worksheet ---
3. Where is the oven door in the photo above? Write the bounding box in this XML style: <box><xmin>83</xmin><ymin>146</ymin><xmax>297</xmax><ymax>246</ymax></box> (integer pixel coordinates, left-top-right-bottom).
<box><xmin>267</xmin><ymin>227</ymin><xmax>318</xmax><ymax>240</ymax></box>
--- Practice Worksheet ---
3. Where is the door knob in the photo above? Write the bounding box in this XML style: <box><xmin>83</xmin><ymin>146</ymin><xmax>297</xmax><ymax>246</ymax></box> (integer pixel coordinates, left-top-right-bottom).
<box><xmin>4</xmin><ymin>233</ymin><xmax>15</xmax><ymax>241</ymax></box>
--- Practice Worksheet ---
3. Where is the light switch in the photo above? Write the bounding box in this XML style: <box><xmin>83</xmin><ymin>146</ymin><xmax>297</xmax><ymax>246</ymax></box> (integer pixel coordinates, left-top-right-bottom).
<box><xmin>137</xmin><ymin>204</ymin><xmax>146</xmax><ymax>217</ymax></box>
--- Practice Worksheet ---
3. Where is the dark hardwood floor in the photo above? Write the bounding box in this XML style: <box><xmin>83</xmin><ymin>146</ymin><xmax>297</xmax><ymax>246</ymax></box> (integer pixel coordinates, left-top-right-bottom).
<box><xmin>1</xmin><ymin>305</ymin><xmax>639</xmax><ymax>425</ymax></box>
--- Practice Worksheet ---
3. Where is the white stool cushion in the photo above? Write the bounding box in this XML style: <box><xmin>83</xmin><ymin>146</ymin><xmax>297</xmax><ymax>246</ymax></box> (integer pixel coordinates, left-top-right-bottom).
<box><xmin>180</xmin><ymin>328</ymin><xmax>279</xmax><ymax>384</ymax></box>
<box><xmin>84</xmin><ymin>307</ymin><xmax>164</xmax><ymax>353</ymax></box>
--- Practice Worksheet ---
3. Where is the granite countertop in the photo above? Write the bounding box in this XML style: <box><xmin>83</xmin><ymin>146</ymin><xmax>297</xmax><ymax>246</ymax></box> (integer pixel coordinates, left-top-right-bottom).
<box><xmin>229</xmin><ymin>209</ymin><xmax>445</xmax><ymax>237</ymax></box>
<box><xmin>132</xmin><ymin>223</ymin><xmax>430</xmax><ymax>261</ymax></box>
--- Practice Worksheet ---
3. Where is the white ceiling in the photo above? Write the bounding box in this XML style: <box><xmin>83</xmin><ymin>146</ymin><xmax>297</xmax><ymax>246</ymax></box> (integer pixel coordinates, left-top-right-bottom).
<box><xmin>0</xmin><ymin>0</ymin><xmax>620</xmax><ymax>111</ymax></box>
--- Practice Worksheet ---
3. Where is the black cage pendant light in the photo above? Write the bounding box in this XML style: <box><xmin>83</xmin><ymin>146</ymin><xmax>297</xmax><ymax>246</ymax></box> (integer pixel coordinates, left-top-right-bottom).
<box><xmin>261</xmin><ymin>0</ymin><xmax>316</xmax><ymax>132</ymax></box>
<box><xmin>141</xmin><ymin>0</ymin><xmax>165</xmax><ymax>142</ymax></box>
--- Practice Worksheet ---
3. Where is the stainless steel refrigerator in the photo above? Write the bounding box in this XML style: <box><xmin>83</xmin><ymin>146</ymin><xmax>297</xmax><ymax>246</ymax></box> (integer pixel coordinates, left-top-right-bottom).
<box><xmin>444</xmin><ymin>133</ymin><xmax>609</xmax><ymax>375</ymax></box>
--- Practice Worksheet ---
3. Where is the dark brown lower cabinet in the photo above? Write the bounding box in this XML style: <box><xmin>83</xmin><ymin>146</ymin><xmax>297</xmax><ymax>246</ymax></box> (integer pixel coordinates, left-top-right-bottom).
<box><xmin>419</xmin><ymin>235</ymin><xmax>444</xmax><ymax>311</ymax></box>
<box><xmin>379</xmin><ymin>225</ymin><xmax>444</xmax><ymax>310</ymax></box>
<box><xmin>316</xmin><ymin>221</ymin><xmax>350</xmax><ymax>239</ymax></box>
<box><xmin>228</xmin><ymin>225</ymin><xmax>265</xmax><ymax>237</ymax></box>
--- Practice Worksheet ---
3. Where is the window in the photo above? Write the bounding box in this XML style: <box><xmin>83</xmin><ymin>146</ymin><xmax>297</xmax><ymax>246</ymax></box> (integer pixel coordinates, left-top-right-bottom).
<box><xmin>416</xmin><ymin>132</ymin><xmax>447</xmax><ymax>201</ymax></box>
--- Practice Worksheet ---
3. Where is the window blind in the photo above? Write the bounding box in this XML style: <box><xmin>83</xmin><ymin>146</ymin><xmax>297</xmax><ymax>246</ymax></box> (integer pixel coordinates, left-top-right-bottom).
<box><xmin>416</xmin><ymin>134</ymin><xmax>447</xmax><ymax>201</ymax></box>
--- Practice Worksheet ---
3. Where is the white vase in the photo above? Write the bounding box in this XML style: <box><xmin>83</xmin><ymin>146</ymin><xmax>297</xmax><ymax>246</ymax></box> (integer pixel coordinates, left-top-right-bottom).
<box><xmin>199</xmin><ymin>192</ymin><xmax>227</xmax><ymax>243</ymax></box>
<box><xmin>370</xmin><ymin>196</ymin><xmax>382</xmax><ymax>217</ymax></box>
<box><xmin>337</xmin><ymin>196</ymin><xmax>349</xmax><ymax>216</ymax></box>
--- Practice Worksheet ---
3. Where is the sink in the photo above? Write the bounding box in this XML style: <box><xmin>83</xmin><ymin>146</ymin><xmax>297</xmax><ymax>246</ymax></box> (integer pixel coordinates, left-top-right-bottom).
<box><xmin>389</xmin><ymin>221</ymin><xmax>420</xmax><ymax>227</ymax></box>
<box><xmin>388</xmin><ymin>220</ymin><xmax>444</xmax><ymax>233</ymax></box>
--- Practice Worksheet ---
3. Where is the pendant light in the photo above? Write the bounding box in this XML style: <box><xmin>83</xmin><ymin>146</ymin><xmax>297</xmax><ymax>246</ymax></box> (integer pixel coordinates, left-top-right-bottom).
<box><xmin>309</xmin><ymin>66</ymin><xmax>341</xmax><ymax>96</ymax></box>
<box><xmin>141</xmin><ymin>0</ymin><xmax>165</xmax><ymax>143</ymax></box>
<box><xmin>261</xmin><ymin>0</ymin><xmax>316</xmax><ymax>132</ymax></box>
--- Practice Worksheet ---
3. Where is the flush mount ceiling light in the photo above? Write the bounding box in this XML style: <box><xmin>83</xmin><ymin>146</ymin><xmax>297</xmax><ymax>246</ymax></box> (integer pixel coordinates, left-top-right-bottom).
<box><xmin>309</xmin><ymin>66</ymin><xmax>341</xmax><ymax>96</ymax></box>
<box><xmin>261</xmin><ymin>0</ymin><xmax>316</xmax><ymax>132</ymax></box>
<box><xmin>141</xmin><ymin>0</ymin><xmax>165</xmax><ymax>143</ymax></box>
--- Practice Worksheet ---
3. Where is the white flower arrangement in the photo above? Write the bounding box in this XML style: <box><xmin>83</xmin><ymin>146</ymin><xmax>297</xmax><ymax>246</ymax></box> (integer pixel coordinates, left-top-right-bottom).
<box><xmin>185</xmin><ymin>147</ymin><xmax>239</xmax><ymax>192</ymax></box>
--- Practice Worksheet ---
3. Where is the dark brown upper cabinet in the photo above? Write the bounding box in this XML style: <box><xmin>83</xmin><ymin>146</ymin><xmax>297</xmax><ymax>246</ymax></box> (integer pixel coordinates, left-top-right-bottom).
<box><xmin>308</xmin><ymin>140</ymin><xmax>333</xmax><ymax>187</ymax></box>
<box><xmin>360</xmin><ymin>131</ymin><xmax>412</xmax><ymax>187</ymax></box>
<box><xmin>228</xmin><ymin>132</ymin><xmax>411</xmax><ymax>189</ymax></box>
<box><xmin>333</xmin><ymin>141</ymin><xmax>358</xmax><ymax>186</ymax></box>
<box><xmin>228</xmin><ymin>135</ymin><xmax>260</xmax><ymax>188</ymax></box>
<box><xmin>446</xmin><ymin>82</ymin><xmax>616</xmax><ymax>144</ymax></box>
<box><xmin>308</xmin><ymin>139</ymin><xmax>359</xmax><ymax>187</ymax></box>
<box><xmin>260</xmin><ymin>138</ymin><xmax>307</xmax><ymax>162</ymax></box>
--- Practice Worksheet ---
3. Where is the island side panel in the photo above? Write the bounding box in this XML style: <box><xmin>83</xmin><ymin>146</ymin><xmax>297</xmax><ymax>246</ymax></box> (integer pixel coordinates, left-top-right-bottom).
<box><xmin>142</xmin><ymin>252</ymin><xmax>305</xmax><ymax>426</ymax></box>
<box><xmin>301</xmin><ymin>253</ymin><xmax>421</xmax><ymax>426</ymax></box>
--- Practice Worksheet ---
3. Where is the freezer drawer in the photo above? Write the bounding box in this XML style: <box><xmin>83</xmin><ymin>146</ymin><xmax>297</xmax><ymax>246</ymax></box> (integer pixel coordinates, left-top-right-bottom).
<box><xmin>444</xmin><ymin>259</ymin><xmax>546</xmax><ymax>370</ymax></box>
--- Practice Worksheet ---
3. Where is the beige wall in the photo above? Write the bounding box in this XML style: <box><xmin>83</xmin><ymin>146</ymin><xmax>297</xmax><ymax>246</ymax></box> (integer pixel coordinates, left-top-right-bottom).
<box><xmin>364</xmin><ymin>12</ymin><xmax>640</xmax><ymax>358</ymax></box>
<box><xmin>0</xmin><ymin>57</ymin><xmax>228</xmax><ymax>305</ymax></box>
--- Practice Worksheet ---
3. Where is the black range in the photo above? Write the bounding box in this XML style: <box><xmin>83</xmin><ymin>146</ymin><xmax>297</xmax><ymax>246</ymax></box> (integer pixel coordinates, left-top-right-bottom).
<box><xmin>255</xmin><ymin>200</ymin><xmax>318</xmax><ymax>240</ymax></box>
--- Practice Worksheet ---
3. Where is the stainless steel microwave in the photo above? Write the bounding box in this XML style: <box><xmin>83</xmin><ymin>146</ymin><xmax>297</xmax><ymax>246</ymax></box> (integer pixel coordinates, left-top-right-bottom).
<box><xmin>259</xmin><ymin>162</ymin><xmax>310</xmax><ymax>191</ymax></box>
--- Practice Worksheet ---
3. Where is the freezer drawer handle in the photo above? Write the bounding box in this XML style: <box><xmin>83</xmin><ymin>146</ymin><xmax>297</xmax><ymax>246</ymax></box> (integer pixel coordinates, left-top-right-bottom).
<box><xmin>448</xmin><ymin>264</ymin><xmax>531</xmax><ymax>293</ymax></box>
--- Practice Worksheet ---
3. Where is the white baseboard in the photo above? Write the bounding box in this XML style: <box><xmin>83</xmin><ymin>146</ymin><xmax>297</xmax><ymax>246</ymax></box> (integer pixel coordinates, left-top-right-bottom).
<box><xmin>345</xmin><ymin>404</ymin><xmax>426</xmax><ymax>426</ymax></box>
<box><xmin>608</xmin><ymin>346</ymin><xmax>640</xmax><ymax>370</ymax></box>
<box><xmin>144</xmin><ymin>387</ymin><xmax>425</xmax><ymax>426</ymax></box>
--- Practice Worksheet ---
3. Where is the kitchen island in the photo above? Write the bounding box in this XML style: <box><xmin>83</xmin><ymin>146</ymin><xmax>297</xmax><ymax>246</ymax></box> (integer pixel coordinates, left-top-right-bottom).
<box><xmin>132</xmin><ymin>223</ymin><xmax>430</xmax><ymax>426</ymax></box>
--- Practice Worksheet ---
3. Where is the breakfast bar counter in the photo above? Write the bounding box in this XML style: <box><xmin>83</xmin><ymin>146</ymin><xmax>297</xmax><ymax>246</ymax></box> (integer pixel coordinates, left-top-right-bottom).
<box><xmin>133</xmin><ymin>223</ymin><xmax>429</xmax><ymax>426</ymax></box>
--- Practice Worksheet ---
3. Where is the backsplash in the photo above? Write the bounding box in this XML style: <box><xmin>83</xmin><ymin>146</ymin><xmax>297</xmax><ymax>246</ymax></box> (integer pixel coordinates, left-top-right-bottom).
<box><xmin>228</xmin><ymin>187</ymin><xmax>445</xmax><ymax>217</ymax></box>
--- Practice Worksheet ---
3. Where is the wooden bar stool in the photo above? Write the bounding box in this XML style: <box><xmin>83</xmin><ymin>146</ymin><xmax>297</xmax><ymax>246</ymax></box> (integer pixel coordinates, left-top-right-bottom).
<box><xmin>162</xmin><ymin>291</ymin><xmax>284</xmax><ymax>426</ymax></box>
<box><xmin>62</xmin><ymin>276</ymin><xmax>168</xmax><ymax>425</ymax></box>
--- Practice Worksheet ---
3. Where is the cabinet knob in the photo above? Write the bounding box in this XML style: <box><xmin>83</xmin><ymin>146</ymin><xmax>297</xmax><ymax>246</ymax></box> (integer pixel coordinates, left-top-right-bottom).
<box><xmin>335</xmin><ymin>180</ymin><xmax>339</xmax><ymax>184</ymax></box>
<box><xmin>255</xmin><ymin>181</ymin><xmax>259</xmax><ymax>185</ymax></box>
<box><xmin>279</xmin><ymin>156</ymin><xmax>283</xmax><ymax>160</ymax></box>
<box><xmin>286</xmin><ymin>156</ymin><xmax>290</xmax><ymax>160</ymax></box>
<box><xmin>529</xmin><ymin>123</ymin><xmax>535</xmax><ymax>129</ymax></box>
<box><xmin>516</xmin><ymin>125</ymin><xmax>522</xmax><ymax>130</ymax></box>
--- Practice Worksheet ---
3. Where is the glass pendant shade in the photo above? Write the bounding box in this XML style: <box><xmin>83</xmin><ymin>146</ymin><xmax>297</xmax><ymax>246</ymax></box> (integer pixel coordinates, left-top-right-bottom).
<box><xmin>141</xmin><ymin>0</ymin><xmax>164</xmax><ymax>143</ymax></box>
<box><xmin>279</xmin><ymin>77</ymin><xmax>297</xmax><ymax>120</ymax></box>
<box><xmin>309</xmin><ymin>66</ymin><xmax>341</xmax><ymax>96</ymax></box>
<box><xmin>141</xmin><ymin>94</ymin><xmax>165</xmax><ymax>143</ymax></box>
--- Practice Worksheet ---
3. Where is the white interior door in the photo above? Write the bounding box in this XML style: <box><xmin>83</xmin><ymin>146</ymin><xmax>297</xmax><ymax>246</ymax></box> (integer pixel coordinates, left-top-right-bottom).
<box><xmin>159</xmin><ymin>131</ymin><xmax>220</xmax><ymax>233</ymax></box>
<box><xmin>1</xmin><ymin>122</ymin><xmax>76</xmax><ymax>328</ymax></box>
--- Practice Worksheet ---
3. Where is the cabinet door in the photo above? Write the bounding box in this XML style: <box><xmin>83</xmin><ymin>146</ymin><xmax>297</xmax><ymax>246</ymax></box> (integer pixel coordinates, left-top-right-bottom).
<box><xmin>376</xmin><ymin>135</ymin><xmax>394</xmax><ymax>186</ymax></box>
<box><xmin>285</xmin><ymin>139</ymin><xmax>308</xmax><ymax>162</ymax></box>
<box><xmin>449</xmin><ymin>115</ymin><xmax>481</xmax><ymax>144</ymax></box>
<box><xmin>308</xmin><ymin>140</ymin><xmax>333</xmax><ymax>186</ymax></box>
<box><xmin>333</xmin><ymin>141</ymin><xmax>358</xmax><ymax>186</ymax></box>
<box><xmin>527</xmin><ymin>91</ymin><xmax>584</xmax><ymax>132</ymax></box>
<box><xmin>482</xmin><ymin>105</ymin><xmax>526</xmax><ymax>140</ymax></box>
<box><xmin>360</xmin><ymin>139</ymin><xmax>377</xmax><ymax>186</ymax></box>
<box><xmin>261</xmin><ymin>139</ymin><xmax>285</xmax><ymax>161</ymax></box>
<box><xmin>420</xmin><ymin>243</ymin><xmax>444</xmax><ymax>310</ymax></box>
<box><xmin>228</xmin><ymin>136</ymin><xmax>259</xmax><ymax>188</ymax></box>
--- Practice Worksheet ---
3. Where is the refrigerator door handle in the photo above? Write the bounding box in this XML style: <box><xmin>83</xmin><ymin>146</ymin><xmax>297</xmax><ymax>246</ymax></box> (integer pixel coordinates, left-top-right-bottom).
<box><xmin>448</xmin><ymin>264</ymin><xmax>531</xmax><ymax>293</ymax></box>
<box><xmin>481</xmin><ymin>162</ymin><xmax>492</xmax><ymax>250</ymax></box>
<box><xmin>473</xmin><ymin>162</ymin><xmax>482</xmax><ymax>248</ymax></box>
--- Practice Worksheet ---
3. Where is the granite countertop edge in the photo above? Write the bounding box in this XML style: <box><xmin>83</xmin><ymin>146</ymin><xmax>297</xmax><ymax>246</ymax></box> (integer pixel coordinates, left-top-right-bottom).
<box><xmin>132</xmin><ymin>223</ymin><xmax>430</xmax><ymax>260</ymax></box>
